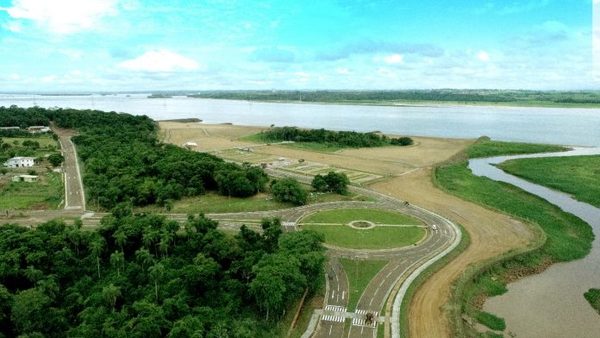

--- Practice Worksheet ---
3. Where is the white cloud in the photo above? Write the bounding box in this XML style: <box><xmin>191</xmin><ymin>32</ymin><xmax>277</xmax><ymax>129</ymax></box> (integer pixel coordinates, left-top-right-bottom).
<box><xmin>477</xmin><ymin>51</ymin><xmax>490</xmax><ymax>62</ymax></box>
<box><xmin>336</xmin><ymin>67</ymin><xmax>350</xmax><ymax>75</ymax></box>
<box><xmin>118</xmin><ymin>50</ymin><xmax>200</xmax><ymax>73</ymax></box>
<box><xmin>1</xmin><ymin>0</ymin><xmax>119</xmax><ymax>34</ymax></box>
<box><xmin>383</xmin><ymin>54</ymin><xmax>404</xmax><ymax>64</ymax></box>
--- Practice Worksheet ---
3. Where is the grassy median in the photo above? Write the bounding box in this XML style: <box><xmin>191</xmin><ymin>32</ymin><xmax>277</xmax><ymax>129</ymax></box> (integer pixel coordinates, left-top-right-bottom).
<box><xmin>340</xmin><ymin>258</ymin><xmax>388</xmax><ymax>311</ymax></box>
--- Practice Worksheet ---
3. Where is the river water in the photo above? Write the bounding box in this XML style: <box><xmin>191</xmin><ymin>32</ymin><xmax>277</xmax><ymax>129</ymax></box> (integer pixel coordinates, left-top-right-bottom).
<box><xmin>0</xmin><ymin>93</ymin><xmax>599</xmax><ymax>146</ymax></box>
<box><xmin>470</xmin><ymin>148</ymin><xmax>600</xmax><ymax>338</ymax></box>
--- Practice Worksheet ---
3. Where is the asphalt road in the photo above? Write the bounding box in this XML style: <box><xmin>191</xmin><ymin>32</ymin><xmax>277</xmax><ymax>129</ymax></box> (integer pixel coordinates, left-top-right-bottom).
<box><xmin>54</xmin><ymin>127</ymin><xmax>85</xmax><ymax>210</ymax></box>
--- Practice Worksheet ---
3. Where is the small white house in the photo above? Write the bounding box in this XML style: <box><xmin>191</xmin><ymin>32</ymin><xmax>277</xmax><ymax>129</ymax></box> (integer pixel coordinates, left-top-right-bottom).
<box><xmin>12</xmin><ymin>175</ymin><xmax>38</xmax><ymax>183</ymax></box>
<box><xmin>4</xmin><ymin>157</ymin><xmax>35</xmax><ymax>168</ymax></box>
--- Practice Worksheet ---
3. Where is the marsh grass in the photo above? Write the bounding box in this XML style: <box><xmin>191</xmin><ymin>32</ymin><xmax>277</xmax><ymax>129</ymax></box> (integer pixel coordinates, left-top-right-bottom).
<box><xmin>500</xmin><ymin>155</ymin><xmax>600</xmax><ymax>208</ymax></box>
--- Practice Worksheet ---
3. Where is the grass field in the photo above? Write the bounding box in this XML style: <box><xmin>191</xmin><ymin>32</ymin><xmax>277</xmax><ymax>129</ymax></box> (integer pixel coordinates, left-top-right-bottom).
<box><xmin>301</xmin><ymin>208</ymin><xmax>422</xmax><ymax>225</ymax></box>
<box><xmin>301</xmin><ymin>208</ymin><xmax>425</xmax><ymax>249</ymax></box>
<box><xmin>499</xmin><ymin>155</ymin><xmax>600</xmax><ymax>208</ymax></box>
<box><xmin>466</xmin><ymin>139</ymin><xmax>566</xmax><ymax>158</ymax></box>
<box><xmin>0</xmin><ymin>172</ymin><xmax>63</xmax><ymax>210</ymax></box>
<box><xmin>340</xmin><ymin>259</ymin><xmax>388</xmax><ymax>311</ymax></box>
<box><xmin>2</xmin><ymin>136</ymin><xmax>58</xmax><ymax>148</ymax></box>
<box><xmin>301</xmin><ymin>223</ymin><xmax>425</xmax><ymax>249</ymax></box>
<box><xmin>137</xmin><ymin>190</ymin><xmax>367</xmax><ymax>214</ymax></box>
<box><xmin>584</xmin><ymin>289</ymin><xmax>600</xmax><ymax>314</ymax></box>
<box><xmin>435</xmin><ymin>139</ymin><xmax>594</xmax><ymax>336</ymax></box>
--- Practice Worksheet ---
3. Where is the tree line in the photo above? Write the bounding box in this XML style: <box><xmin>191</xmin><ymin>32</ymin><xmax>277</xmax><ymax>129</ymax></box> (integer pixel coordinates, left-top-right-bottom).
<box><xmin>0</xmin><ymin>106</ymin><xmax>270</xmax><ymax>210</ymax></box>
<box><xmin>0</xmin><ymin>212</ymin><xmax>326</xmax><ymax>337</ymax></box>
<box><xmin>187</xmin><ymin>89</ymin><xmax>600</xmax><ymax>105</ymax></box>
<box><xmin>260</xmin><ymin>126</ymin><xmax>413</xmax><ymax>148</ymax></box>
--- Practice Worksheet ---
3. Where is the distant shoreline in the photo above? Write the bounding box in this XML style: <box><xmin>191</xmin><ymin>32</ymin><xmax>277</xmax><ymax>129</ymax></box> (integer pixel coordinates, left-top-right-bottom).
<box><xmin>185</xmin><ymin>97</ymin><xmax>600</xmax><ymax>109</ymax></box>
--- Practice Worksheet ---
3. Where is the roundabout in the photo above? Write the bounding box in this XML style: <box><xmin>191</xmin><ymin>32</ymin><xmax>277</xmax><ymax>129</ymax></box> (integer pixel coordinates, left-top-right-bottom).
<box><xmin>299</xmin><ymin>208</ymin><xmax>427</xmax><ymax>250</ymax></box>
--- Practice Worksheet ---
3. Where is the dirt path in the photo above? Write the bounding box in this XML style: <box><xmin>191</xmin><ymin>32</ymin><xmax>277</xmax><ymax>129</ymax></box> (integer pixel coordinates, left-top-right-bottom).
<box><xmin>371</xmin><ymin>169</ymin><xmax>535</xmax><ymax>337</ymax></box>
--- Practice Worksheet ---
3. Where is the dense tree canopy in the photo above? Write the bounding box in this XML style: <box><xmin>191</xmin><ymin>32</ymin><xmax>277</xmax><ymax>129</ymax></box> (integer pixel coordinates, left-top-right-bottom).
<box><xmin>311</xmin><ymin>171</ymin><xmax>349</xmax><ymax>194</ymax></box>
<box><xmin>270</xmin><ymin>178</ymin><xmax>308</xmax><ymax>206</ymax></box>
<box><xmin>0</xmin><ymin>214</ymin><xmax>325</xmax><ymax>337</ymax></box>
<box><xmin>260</xmin><ymin>126</ymin><xmax>412</xmax><ymax>148</ymax></box>
<box><xmin>0</xmin><ymin>106</ymin><xmax>269</xmax><ymax>209</ymax></box>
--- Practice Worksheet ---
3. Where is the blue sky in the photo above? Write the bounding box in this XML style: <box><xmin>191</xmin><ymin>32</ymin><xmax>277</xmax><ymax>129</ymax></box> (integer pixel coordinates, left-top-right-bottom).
<box><xmin>0</xmin><ymin>0</ymin><xmax>595</xmax><ymax>91</ymax></box>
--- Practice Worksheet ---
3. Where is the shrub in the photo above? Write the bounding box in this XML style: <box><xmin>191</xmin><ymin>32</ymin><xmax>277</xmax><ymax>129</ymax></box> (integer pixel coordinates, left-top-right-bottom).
<box><xmin>271</xmin><ymin>178</ymin><xmax>307</xmax><ymax>205</ymax></box>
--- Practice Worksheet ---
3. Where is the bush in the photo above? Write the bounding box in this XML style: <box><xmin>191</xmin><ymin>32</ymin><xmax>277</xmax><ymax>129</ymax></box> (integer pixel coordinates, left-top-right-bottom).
<box><xmin>47</xmin><ymin>153</ymin><xmax>64</xmax><ymax>167</ymax></box>
<box><xmin>311</xmin><ymin>171</ymin><xmax>349</xmax><ymax>194</ymax></box>
<box><xmin>271</xmin><ymin>178</ymin><xmax>308</xmax><ymax>205</ymax></box>
<box><xmin>390</xmin><ymin>137</ymin><xmax>413</xmax><ymax>146</ymax></box>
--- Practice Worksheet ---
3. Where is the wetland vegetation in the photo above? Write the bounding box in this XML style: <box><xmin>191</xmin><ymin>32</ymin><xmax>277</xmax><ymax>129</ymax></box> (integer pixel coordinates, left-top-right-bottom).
<box><xmin>435</xmin><ymin>139</ymin><xmax>594</xmax><ymax>336</ymax></box>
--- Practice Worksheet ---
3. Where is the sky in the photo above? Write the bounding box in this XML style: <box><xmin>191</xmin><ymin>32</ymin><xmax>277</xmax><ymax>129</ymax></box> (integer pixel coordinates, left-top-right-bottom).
<box><xmin>0</xmin><ymin>0</ymin><xmax>596</xmax><ymax>91</ymax></box>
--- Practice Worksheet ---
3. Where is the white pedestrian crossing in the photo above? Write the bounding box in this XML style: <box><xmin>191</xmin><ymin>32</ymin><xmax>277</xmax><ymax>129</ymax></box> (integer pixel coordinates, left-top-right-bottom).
<box><xmin>352</xmin><ymin>309</ymin><xmax>378</xmax><ymax>328</ymax></box>
<box><xmin>321</xmin><ymin>305</ymin><xmax>346</xmax><ymax>323</ymax></box>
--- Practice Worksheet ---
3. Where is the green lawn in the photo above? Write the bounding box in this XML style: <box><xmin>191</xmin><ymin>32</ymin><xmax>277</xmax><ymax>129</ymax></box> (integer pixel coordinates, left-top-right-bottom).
<box><xmin>467</xmin><ymin>139</ymin><xmax>566</xmax><ymax>158</ymax></box>
<box><xmin>340</xmin><ymin>258</ymin><xmax>388</xmax><ymax>311</ymax></box>
<box><xmin>137</xmin><ymin>190</ymin><xmax>366</xmax><ymax>214</ymax></box>
<box><xmin>2</xmin><ymin>135</ymin><xmax>58</xmax><ymax>148</ymax></box>
<box><xmin>301</xmin><ymin>208</ymin><xmax>422</xmax><ymax>225</ymax></box>
<box><xmin>0</xmin><ymin>172</ymin><xmax>63</xmax><ymax>210</ymax></box>
<box><xmin>301</xmin><ymin>223</ymin><xmax>424</xmax><ymax>249</ymax></box>
<box><xmin>300</xmin><ymin>208</ymin><xmax>425</xmax><ymax>249</ymax></box>
<box><xmin>499</xmin><ymin>155</ymin><xmax>600</xmax><ymax>208</ymax></box>
<box><xmin>584</xmin><ymin>289</ymin><xmax>600</xmax><ymax>315</ymax></box>
<box><xmin>137</xmin><ymin>192</ymin><xmax>291</xmax><ymax>214</ymax></box>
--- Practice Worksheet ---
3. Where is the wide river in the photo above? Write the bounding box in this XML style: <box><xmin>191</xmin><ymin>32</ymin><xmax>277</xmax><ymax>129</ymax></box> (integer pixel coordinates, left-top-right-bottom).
<box><xmin>470</xmin><ymin>148</ymin><xmax>600</xmax><ymax>338</ymax></box>
<box><xmin>0</xmin><ymin>93</ymin><xmax>599</xmax><ymax>146</ymax></box>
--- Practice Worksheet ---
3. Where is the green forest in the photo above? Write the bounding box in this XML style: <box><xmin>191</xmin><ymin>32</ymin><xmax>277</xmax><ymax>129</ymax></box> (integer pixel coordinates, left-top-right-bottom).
<box><xmin>187</xmin><ymin>89</ymin><xmax>600</xmax><ymax>106</ymax></box>
<box><xmin>259</xmin><ymin>126</ymin><xmax>413</xmax><ymax>148</ymax></box>
<box><xmin>0</xmin><ymin>213</ymin><xmax>325</xmax><ymax>337</ymax></box>
<box><xmin>0</xmin><ymin>106</ymin><xmax>326</xmax><ymax>337</ymax></box>
<box><xmin>0</xmin><ymin>106</ymin><xmax>270</xmax><ymax>210</ymax></box>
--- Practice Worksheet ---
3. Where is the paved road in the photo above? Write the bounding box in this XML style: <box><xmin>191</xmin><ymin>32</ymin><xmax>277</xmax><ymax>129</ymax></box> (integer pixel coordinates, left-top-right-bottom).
<box><xmin>53</xmin><ymin>127</ymin><xmax>85</xmax><ymax>210</ymax></box>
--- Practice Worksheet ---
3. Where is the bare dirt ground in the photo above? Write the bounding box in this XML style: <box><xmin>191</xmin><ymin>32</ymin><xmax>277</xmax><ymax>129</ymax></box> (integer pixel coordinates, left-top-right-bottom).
<box><xmin>160</xmin><ymin>121</ymin><xmax>537</xmax><ymax>337</ymax></box>
<box><xmin>159</xmin><ymin>122</ymin><xmax>471</xmax><ymax>176</ymax></box>
<box><xmin>159</xmin><ymin>121</ymin><xmax>264</xmax><ymax>151</ymax></box>
<box><xmin>371</xmin><ymin>169</ymin><xmax>535</xmax><ymax>338</ymax></box>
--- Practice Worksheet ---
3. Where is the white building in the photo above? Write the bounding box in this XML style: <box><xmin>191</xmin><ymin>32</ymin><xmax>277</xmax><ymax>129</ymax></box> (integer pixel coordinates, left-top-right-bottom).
<box><xmin>4</xmin><ymin>157</ymin><xmax>35</xmax><ymax>168</ymax></box>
